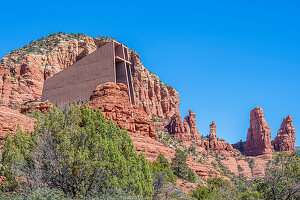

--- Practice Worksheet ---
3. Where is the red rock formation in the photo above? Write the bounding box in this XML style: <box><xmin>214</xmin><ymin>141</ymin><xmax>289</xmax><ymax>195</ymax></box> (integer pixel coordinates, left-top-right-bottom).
<box><xmin>208</xmin><ymin>121</ymin><xmax>235</xmax><ymax>155</ymax></box>
<box><xmin>184</xmin><ymin>110</ymin><xmax>200</xmax><ymax>139</ymax></box>
<box><xmin>169</xmin><ymin>114</ymin><xmax>190</xmax><ymax>141</ymax></box>
<box><xmin>0</xmin><ymin>34</ymin><xmax>181</xmax><ymax>125</ymax></box>
<box><xmin>209</xmin><ymin>121</ymin><xmax>217</xmax><ymax>149</ymax></box>
<box><xmin>20</xmin><ymin>101</ymin><xmax>52</xmax><ymax>114</ymax></box>
<box><xmin>272</xmin><ymin>115</ymin><xmax>296</xmax><ymax>152</ymax></box>
<box><xmin>0</xmin><ymin>105</ymin><xmax>35</xmax><ymax>141</ymax></box>
<box><xmin>243</xmin><ymin>107</ymin><xmax>272</xmax><ymax>156</ymax></box>
<box><xmin>86</xmin><ymin>82</ymin><xmax>156</xmax><ymax>139</ymax></box>
<box><xmin>168</xmin><ymin>110</ymin><xmax>200</xmax><ymax>141</ymax></box>
<box><xmin>209</xmin><ymin>121</ymin><xmax>217</xmax><ymax>141</ymax></box>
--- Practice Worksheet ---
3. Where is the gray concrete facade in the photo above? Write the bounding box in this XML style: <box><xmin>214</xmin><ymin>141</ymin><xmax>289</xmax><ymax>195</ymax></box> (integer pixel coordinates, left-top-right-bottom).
<box><xmin>41</xmin><ymin>40</ymin><xmax>135</xmax><ymax>108</ymax></box>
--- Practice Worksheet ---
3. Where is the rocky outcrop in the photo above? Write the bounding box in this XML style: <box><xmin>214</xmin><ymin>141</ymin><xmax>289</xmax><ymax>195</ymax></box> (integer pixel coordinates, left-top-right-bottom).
<box><xmin>209</xmin><ymin>121</ymin><xmax>218</xmax><ymax>149</ymax></box>
<box><xmin>184</xmin><ymin>110</ymin><xmax>200</xmax><ymax>139</ymax></box>
<box><xmin>0</xmin><ymin>33</ymin><xmax>181</xmax><ymax>125</ymax></box>
<box><xmin>86</xmin><ymin>82</ymin><xmax>156</xmax><ymax>139</ymax></box>
<box><xmin>20</xmin><ymin>101</ymin><xmax>52</xmax><ymax>114</ymax></box>
<box><xmin>168</xmin><ymin>110</ymin><xmax>200</xmax><ymax>141</ymax></box>
<box><xmin>208</xmin><ymin>121</ymin><xmax>235</xmax><ymax>155</ymax></box>
<box><xmin>169</xmin><ymin>114</ymin><xmax>190</xmax><ymax>141</ymax></box>
<box><xmin>243</xmin><ymin>107</ymin><xmax>272</xmax><ymax>156</ymax></box>
<box><xmin>209</xmin><ymin>121</ymin><xmax>217</xmax><ymax>142</ymax></box>
<box><xmin>272</xmin><ymin>115</ymin><xmax>296</xmax><ymax>152</ymax></box>
<box><xmin>131</xmin><ymin>51</ymin><xmax>180</xmax><ymax>119</ymax></box>
<box><xmin>0</xmin><ymin>105</ymin><xmax>35</xmax><ymax>141</ymax></box>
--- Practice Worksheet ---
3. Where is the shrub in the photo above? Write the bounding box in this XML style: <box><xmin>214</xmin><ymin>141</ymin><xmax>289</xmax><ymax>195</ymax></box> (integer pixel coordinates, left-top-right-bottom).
<box><xmin>171</xmin><ymin>149</ymin><xmax>196</xmax><ymax>182</ymax></box>
<box><xmin>238</xmin><ymin>164</ymin><xmax>244</xmax><ymax>172</ymax></box>
<box><xmin>190</xmin><ymin>186</ymin><xmax>210</xmax><ymax>199</ymax></box>
<box><xmin>157</xmin><ymin>153</ymin><xmax>170</xmax><ymax>168</ymax></box>
<box><xmin>149</xmin><ymin>153</ymin><xmax>177</xmax><ymax>191</ymax></box>
<box><xmin>0</xmin><ymin>105</ymin><xmax>153</xmax><ymax>198</ymax></box>
<box><xmin>188</xmin><ymin>145</ymin><xmax>195</xmax><ymax>154</ymax></box>
<box><xmin>257</xmin><ymin>152</ymin><xmax>300</xmax><ymax>200</ymax></box>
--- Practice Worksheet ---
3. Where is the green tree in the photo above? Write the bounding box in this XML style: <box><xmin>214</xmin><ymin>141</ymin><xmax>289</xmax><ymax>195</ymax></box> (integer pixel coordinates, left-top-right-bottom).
<box><xmin>257</xmin><ymin>152</ymin><xmax>300</xmax><ymax>200</ymax></box>
<box><xmin>190</xmin><ymin>177</ymin><xmax>239</xmax><ymax>200</ymax></box>
<box><xmin>0</xmin><ymin>105</ymin><xmax>154</xmax><ymax>198</ymax></box>
<box><xmin>157</xmin><ymin>153</ymin><xmax>170</xmax><ymax>168</ymax></box>
<box><xmin>171</xmin><ymin>149</ymin><xmax>196</xmax><ymax>182</ymax></box>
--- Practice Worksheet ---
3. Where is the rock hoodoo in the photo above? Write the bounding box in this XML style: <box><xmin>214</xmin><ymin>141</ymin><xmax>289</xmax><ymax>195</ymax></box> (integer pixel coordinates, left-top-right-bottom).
<box><xmin>272</xmin><ymin>115</ymin><xmax>296</xmax><ymax>152</ymax></box>
<box><xmin>169</xmin><ymin>114</ymin><xmax>190</xmax><ymax>141</ymax></box>
<box><xmin>208</xmin><ymin>121</ymin><xmax>235</xmax><ymax>154</ymax></box>
<box><xmin>184</xmin><ymin>110</ymin><xmax>200</xmax><ymax>139</ymax></box>
<box><xmin>243</xmin><ymin>107</ymin><xmax>272</xmax><ymax>156</ymax></box>
<box><xmin>168</xmin><ymin>110</ymin><xmax>200</xmax><ymax>141</ymax></box>
<box><xmin>86</xmin><ymin>82</ymin><xmax>156</xmax><ymax>139</ymax></box>
<box><xmin>209</xmin><ymin>121</ymin><xmax>217</xmax><ymax>148</ymax></box>
<box><xmin>209</xmin><ymin>121</ymin><xmax>217</xmax><ymax>141</ymax></box>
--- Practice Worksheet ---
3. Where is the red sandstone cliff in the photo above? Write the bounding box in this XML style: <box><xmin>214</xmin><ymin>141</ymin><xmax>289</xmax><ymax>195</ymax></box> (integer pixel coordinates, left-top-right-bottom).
<box><xmin>131</xmin><ymin>51</ymin><xmax>180</xmax><ymax>119</ymax></box>
<box><xmin>0</xmin><ymin>33</ymin><xmax>181</xmax><ymax>123</ymax></box>
<box><xmin>86</xmin><ymin>82</ymin><xmax>156</xmax><ymax>139</ymax></box>
<box><xmin>242</xmin><ymin>107</ymin><xmax>272</xmax><ymax>156</ymax></box>
<box><xmin>272</xmin><ymin>115</ymin><xmax>296</xmax><ymax>152</ymax></box>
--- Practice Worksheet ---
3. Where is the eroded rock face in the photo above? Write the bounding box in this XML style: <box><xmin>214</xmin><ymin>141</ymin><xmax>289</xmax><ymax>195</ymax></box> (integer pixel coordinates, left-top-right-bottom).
<box><xmin>20</xmin><ymin>101</ymin><xmax>52</xmax><ymax>114</ymax></box>
<box><xmin>184</xmin><ymin>110</ymin><xmax>200</xmax><ymax>139</ymax></box>
<box><xmin>86</xmin><ymin>82</ymin><xmax>156</xmax><ymax>139</ymax></box>
<box><xmin>0</xmin><ymin>34</ymin><xmax>182</xmax><ymax>125</ymax></box>
<box><xmin>272</xmin><ymin>115</ymin><xmax>296</xmax><ymax>152</ymax></box>
<box><xmin>169</xmin><ymin>114</ymin><xmax>190</xmax><ymax>141</ymax></box>
<box><xmin>131</xmin><ymin>51</ymin><xmax>180</xmax><ymax>119</ymax></box>
<box><xmin>0</xmin><ymin>105</ymin><xmax>35</xmax><ymax>141</ymax></box>
<box><xmin>243</xmin><ymin>107</ymin><xmax>272</xmax><ymax>156</ymax></box>
<box><xmin>168</xmin><ymin>110</ymin><xmax>200</xmax><ymax>141</ymax></box>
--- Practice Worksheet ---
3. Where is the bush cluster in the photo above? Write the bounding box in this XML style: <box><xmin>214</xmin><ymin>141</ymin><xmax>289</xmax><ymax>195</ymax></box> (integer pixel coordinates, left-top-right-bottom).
<box><xmin>0</xmin><ymin>105</ymin><xmax>153</xmax><ymax>199</ymax></box>
<box><xmin>190</xmin><ymin>152</ymin><xmax>300</xmax><ymax>200</ymax></box>
<box><xmin>171</xmin><ymin>149</ymin><xmax>197</xmax><ymax>182</ymax></box>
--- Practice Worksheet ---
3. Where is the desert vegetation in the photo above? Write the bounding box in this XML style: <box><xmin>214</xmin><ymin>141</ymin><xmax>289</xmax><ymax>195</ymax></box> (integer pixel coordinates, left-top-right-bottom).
<box><xmin>190</xmin><ymin>152</ymin><xmax>300</xmax><ymax>200</ymax></box>
<box><xmin>0</xmin><ymin>105</ymin><xmax>299</xmax><ymax>199</ymax></box>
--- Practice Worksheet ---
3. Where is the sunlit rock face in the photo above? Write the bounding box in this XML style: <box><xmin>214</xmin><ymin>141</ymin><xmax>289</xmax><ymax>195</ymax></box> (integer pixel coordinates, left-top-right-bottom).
<box><xmin>272</xmin><ymin>115</ymin><xmax>296</xmax><ymax>153</ymax></box>
<box><xmin>243</xmin><ymin>107</ymin><xmax>272</xmax><ymax>156</ymax></box>
<box><xmin>86</xmin><ymin>82</ymin><xmax>156</xmax><ymax>139</ymax></box>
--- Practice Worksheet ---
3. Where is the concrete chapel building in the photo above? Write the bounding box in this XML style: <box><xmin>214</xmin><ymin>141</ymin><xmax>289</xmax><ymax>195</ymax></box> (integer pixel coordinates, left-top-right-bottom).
<box><xmin>41</xmin><ymin>40</ymin><xmax>135</xmax><ymax>108</ymax></box>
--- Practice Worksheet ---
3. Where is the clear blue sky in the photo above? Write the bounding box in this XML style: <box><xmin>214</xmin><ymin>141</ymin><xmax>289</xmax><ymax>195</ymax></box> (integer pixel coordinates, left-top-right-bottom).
<box><xmin>1</xmin><ymin>0</ymin><xmax>299</xmax><ymax>146</ymax></box>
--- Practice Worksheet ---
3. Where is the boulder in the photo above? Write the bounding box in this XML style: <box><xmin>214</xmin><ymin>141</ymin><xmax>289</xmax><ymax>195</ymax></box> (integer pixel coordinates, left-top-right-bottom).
<box><xmin>86</xmin><ymin>82</ymin><xmax>156</xmax><ymax>139</ymax></box>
